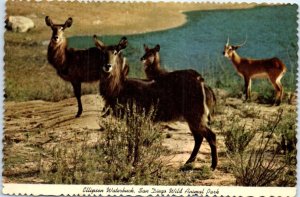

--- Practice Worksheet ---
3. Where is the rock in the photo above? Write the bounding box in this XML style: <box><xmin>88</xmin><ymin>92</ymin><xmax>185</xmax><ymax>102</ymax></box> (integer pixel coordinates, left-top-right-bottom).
<box><xmin>5</xmin><ymin>16</ymin><xmax>35</xmax><ymax>33</ymax></box>
<box><xmin>92</xmin><ymin>20</ymin><xmax>102</xmax><ymax>25</ymax></box>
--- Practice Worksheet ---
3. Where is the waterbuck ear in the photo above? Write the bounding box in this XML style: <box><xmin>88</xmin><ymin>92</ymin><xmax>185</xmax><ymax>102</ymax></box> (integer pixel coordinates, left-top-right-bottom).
<box><xmin>118</xmin><ymin>36</ymin><xmax>128</xmax><ymax>50</ymax></box>
<box><xmin>45</xmin><ymin>16</ymin><xmax>53</xmax><ymax>27</ymax></box>
<box><xmin>143</xmin><ymin>44</ymin><xmax>149</xmax><ymax>52</ymax></box>
<box><xmin>154</xmin><ymin>44</ymin><xmax>160</xmax><ymax>52</ymax></box>
<box><xmin>93</xmin><ymin>35</ymin><xmax>105</xmax><ymax>50</ymax></box>
<box><xmin>63</xmin><ymin>17</ymin><xmax>73</xmax><ymax>29</ymax></box>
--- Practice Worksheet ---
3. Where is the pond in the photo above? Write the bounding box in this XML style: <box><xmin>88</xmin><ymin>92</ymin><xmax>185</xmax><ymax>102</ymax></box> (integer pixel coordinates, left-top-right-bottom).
<box><xmin>69</xmin><ymin>5</ymin><xmax>298</xmax><ymax>82</ymax></box>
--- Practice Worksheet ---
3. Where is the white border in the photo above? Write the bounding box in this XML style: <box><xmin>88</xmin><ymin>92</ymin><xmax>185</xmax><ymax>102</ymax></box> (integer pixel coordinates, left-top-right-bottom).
<box><xmin>2</xmin><ymin>184</ymin><xmax>297</xmax><ymax>196</ymax></box>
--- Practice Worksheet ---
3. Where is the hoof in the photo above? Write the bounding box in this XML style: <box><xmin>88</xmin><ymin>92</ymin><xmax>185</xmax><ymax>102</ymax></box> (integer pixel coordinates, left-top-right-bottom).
<box><xmin>75</xmin><ymin>110</ymin><xmax>82</xmax><ymax>118</ymax></box>
<box><xmin>211</xmin><ymin>164</ymin><xmax>217</xmax><ymax>171</ymax></box>
<box><xmin>273</xmin><ymin>100</ymin><xmax>281</xmax><ymax>106</ymax></box>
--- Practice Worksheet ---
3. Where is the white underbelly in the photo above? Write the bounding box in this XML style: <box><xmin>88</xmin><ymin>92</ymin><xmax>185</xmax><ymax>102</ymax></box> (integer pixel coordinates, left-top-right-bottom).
<box><xmin>251</xmin><ymin>72</ymin><xmax>269</xmax><ymax>79</ymax></box>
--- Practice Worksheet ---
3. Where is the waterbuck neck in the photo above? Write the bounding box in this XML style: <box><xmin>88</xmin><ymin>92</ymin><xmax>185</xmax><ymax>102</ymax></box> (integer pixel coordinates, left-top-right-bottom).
<box><xmin>100</xmin><ymin>71</ymin><xmax>124</xmax><ymax>99</ymax></box>
<box><xmin>47</xmin><ymin>38</ymin><xmax>68</xmax><ymax>68</ymax></box>
<box><xmin>145</xmin><ymin>53</ymin><xmax>166</xmax><ymax>79</ymax></box>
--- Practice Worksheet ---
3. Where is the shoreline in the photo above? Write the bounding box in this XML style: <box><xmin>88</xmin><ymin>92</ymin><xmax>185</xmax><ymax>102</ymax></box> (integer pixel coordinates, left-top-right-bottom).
<box><xmin>89</xmin><ymin>3</ymin><xmax>258</xmax><ymax>36</ymax></box>
<box><xmin>68</xmin><ymin>4</ymin><xmax>258</xmax><ymax>37</ymax></box>
<box><xmin>116</xmin><ymin>3</ymin><xmax>258</xmax><ymax>36</ymax></box>
<box><xmin>6</xmin><ymin>2</ymin><xmax>258</xmax><ymax>38</ymax></box>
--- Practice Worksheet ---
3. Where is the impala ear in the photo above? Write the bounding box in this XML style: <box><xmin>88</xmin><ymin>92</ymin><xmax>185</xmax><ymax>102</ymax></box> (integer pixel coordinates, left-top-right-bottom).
<box><xmin>45</xmin><ymin>16</ymin><xmax>53</xmax><ymax>27</ymax></box>
<box><xmin>154</xmin><ymin>44</ymin><xmax>160</xmax><ymax>52</ymax></box>
<box><xmin>63</xmin><ymin>17</ymin><xmax>73</xmax><ymax>29</ymax></box>
<box><xmin>93</xmin><ymin>35</ymin><xmax>105</xmax><ymax>50</ymax></box>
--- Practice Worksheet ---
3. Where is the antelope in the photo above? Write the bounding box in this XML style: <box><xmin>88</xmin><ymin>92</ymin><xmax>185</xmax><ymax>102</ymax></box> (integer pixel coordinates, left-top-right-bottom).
<box><xmin>141</xmin><ymin>44</ymin><xmax>217</xmax><ymax>123</ymax></box>
<box><xmin>94</xmin><ymin>35</ymin><xmax>218</xmax><ymax>170</ymax></box>
<box><xmin>223</xmin><ymin>37</ymin><xmax>287</xmax><ymax>105</ymax></box>
<box><xmin>46</xmin><ymin>16</ymin><xmax>109</xmax><ymax>117</ymax></box>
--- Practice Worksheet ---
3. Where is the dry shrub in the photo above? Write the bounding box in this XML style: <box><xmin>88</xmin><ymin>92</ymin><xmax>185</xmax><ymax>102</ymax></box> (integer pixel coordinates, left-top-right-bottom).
<box><xmin>220</xmin><ymin>109</ymin><xmax>296</xmax><ymax>186</ymax></box>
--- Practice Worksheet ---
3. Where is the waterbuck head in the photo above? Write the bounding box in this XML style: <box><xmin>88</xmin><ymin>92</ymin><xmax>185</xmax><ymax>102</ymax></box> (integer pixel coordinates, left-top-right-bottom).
<box><xmin>140</xmin><ymin>44</ymin><xmax>160</xmax><ymax>68</ymax></box>
<box><xmin>45</xmin><ymin>16</ymin><xmax>73</xmax><ymax>44</ymax></box>
<box><xmin>93</xmin><ymin>35</ymin><xmax>129</xmax><ymax>83</ymax></box>
<box><xmin>223</xmin><ymin>37</ymin><xmax>247</xmax><ymax>59</ymax></box>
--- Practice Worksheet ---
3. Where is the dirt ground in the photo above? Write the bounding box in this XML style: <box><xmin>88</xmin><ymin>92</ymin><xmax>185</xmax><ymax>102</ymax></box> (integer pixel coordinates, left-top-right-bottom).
<box><xmin>3</xmin><ymin>91</ymin><xmax>296</xmax><ymax>185</ymax></box>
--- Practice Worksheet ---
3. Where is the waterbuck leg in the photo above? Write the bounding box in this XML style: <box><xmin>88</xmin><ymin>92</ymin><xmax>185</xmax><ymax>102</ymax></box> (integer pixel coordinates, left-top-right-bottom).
<box><xmin>185</xmin><ymin>133</ymin><xmax>203</xmax><ymax>164</ymax></box>
<box><xmin>204</xmin><ymin>127</ymin><xmax>218</xmax><ymax>170</ymax></box>
<box><xmin>71</xmin><ymin>81</ymin><xmax>82</xmax><ymax>118</ymax></box>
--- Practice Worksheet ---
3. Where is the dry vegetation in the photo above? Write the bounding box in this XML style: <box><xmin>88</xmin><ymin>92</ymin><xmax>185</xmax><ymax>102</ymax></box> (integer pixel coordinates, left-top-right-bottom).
<box><xmin>3</xmin><ymin>91</ymin><xmax>297</xmax><ymax>185</ymax></box>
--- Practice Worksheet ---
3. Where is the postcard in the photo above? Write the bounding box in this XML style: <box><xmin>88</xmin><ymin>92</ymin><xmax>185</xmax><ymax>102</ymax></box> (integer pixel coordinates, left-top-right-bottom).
<box><xmin>2</xmin><ymin>1</ymin><xmax>298</xmax><ymax>196</ymax></box>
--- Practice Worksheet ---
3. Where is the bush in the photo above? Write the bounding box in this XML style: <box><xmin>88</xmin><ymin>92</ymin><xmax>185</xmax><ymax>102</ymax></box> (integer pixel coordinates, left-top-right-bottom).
<box><xmin>220</xmin><ymin>115</ymin><xmax>256</xmax><ymax>154</ymax></box>
<box><xmin>40</xmin><ymin>103</ymin><xmax>170</xmax><ymax>185</ymax></box>
<box><xmin>220</xmin><ymin>109</ymin><xmax>296</xmax><ymax>186</ymax></box>
<box><xmin>99</xmin><ymin>103</ymin><xmax>168</xmax><ymax>185</ymax></box>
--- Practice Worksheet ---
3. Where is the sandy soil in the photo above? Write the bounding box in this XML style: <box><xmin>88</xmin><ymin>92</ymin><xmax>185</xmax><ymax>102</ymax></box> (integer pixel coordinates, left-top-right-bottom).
<box><xmin>3</xmin><ymin>92</ymin><xmax>295</xmax><ymax>185</ymax></box>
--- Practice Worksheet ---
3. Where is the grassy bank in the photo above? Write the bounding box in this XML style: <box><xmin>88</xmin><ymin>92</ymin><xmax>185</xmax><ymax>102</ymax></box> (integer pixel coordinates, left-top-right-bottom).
<box><xmin>5</xmin><ymin>1</ymin><xmax>259</xmax><ymax>102</ymax></box>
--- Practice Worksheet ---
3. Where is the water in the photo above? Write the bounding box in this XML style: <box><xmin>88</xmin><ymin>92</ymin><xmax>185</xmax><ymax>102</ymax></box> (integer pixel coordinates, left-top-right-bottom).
<box><xmin>69</xmin><ymin>5</ymin><xmax>298</xmax><ymax>80</ymax></box>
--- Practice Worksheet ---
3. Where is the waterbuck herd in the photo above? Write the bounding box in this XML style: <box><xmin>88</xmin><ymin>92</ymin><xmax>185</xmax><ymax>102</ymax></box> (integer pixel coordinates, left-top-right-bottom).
<box><xmin>45</xmin><ymin>17</ymin><xmax>287</xmax><ymax>170</ymax></box>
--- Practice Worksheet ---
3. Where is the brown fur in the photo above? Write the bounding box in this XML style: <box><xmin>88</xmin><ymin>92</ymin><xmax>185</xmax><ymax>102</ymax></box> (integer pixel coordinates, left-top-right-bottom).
<box><xmin>95</xmin><ymin>37</ymin><xmax>218</xmax><ymax>170</ymax></box>
<box><xmin>223</xmin><ymin>42</ymin><xmax>287</xmax><ymax>105</ymax></box>
<box><xmin>46</xmin><ymin>16</ymin><xmax>111</xmax><ymax>117</ymax></box>
<box><xmin>141</xmin><ymin>44</ymin><xmax>217</xmax><ymax>123</ymax></box>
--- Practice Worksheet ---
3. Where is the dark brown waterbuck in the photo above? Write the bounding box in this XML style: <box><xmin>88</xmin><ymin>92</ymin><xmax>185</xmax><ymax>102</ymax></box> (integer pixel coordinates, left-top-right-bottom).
<box><xmin>94</xmin><ymin>36</ymin><xmax>218</xmax><ymax>169</ymax></box>
<box><xmin>223</xmin><ymin>37</ymin><xmax>287</xmax><ymax>105</ymax></box>
<box><xmin>46</xmin><ymin>16</ymin><xmax>103</xmax><ymax>117</ymax></box>
<box><xmin>141</xmin><ymin>44</ymin><xmax>217</xmax><ymax>123</ymax></box>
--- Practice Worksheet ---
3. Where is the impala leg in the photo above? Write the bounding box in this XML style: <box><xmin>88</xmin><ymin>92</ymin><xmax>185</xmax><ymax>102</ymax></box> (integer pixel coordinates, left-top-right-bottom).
<box><xmin>248</xmin><ymin>79</ymin><xmax>252</xmax><ymax>99</ymax></box>
<box><xmin>271</xmin><ymin>77</ymin><xmax>282</xmax><ymax>106</ymax></box>
<box><xmin>71</xmin><ymin>81</ymin><xmax>83</xmax><ymax>118</ymax></box>
<box><xmin>275</xmin><ymin>81</ymin><xmax>283</xmax><ymax>106</ymax></box>
<box><xmin>243</xmin><ymin>76</ymin><xmax>251</xmax><ymax>101</ymax></box>
<box><xmin>276</xmin><ymin>78</ymin><xmax>284</xmax><ymax>105</ymax></box>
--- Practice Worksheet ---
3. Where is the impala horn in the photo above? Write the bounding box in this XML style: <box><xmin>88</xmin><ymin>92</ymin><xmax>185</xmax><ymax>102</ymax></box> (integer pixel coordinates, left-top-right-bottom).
<box><xmin>226</xmin><ymin>36</ymin><xmax>229</xmax><ymax>46</ymax></box>
<box><xmin>236</xmin><ymin>34</ymin><xmax>248</xmax><ymax>48</ymax></box>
